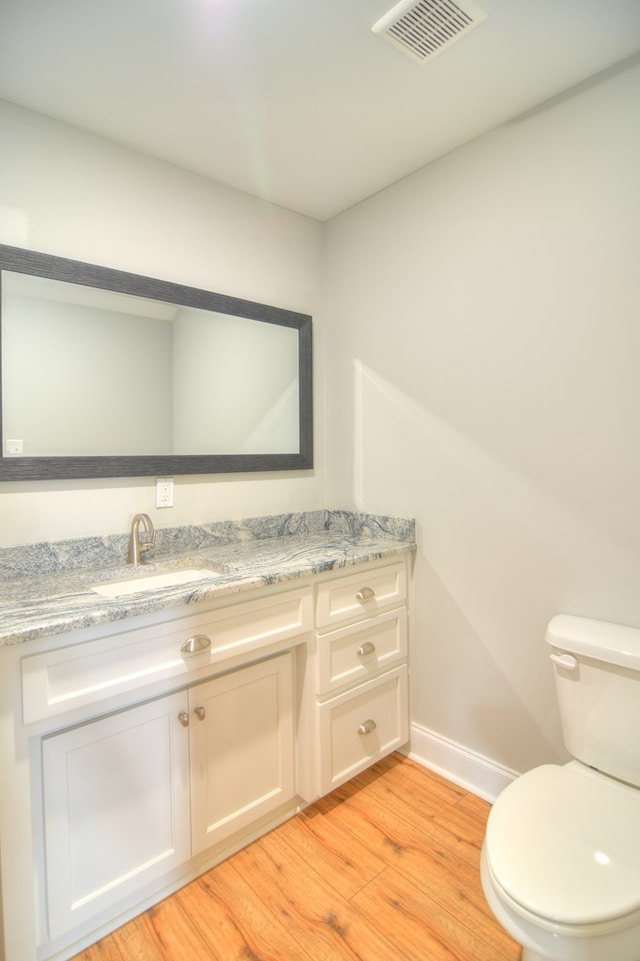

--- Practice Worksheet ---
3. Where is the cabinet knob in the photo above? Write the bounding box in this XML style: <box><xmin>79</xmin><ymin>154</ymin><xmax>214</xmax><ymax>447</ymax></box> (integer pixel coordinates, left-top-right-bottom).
<box><xmin>356</xmin><ymin>587</ymin><xmax>375</xmax><ymax>602</ymax></box>
<box><xmin>180</xmin><ymin>634</ymin><xmax>212</xmax><ymax>655</ymax></box>
<box><xmin>177</xmin><ymin>712</ymin><xmax>190</xmax><ymax>727</ymax></box>
<box><xmin>357</xmin><ymin>641</ymin><xmax>376</xmax><ymax>657</ymax></box>
<box><xmin>358</xmin><ymin>719</ymin><xmax>377</xmax><ymax>736</ymax></box>
<box><xmin>194</xmin><ymin>706</ymin><xmax>206</xmax><ymax>721</ymax></box>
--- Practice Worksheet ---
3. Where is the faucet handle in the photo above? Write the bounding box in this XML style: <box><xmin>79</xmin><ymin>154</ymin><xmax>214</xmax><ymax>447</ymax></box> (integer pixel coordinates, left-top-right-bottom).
<box><xmin>129</xmin><ymin>512</ymin><xmax>156</xmax><ymax>565</ymax></box>
<box><xmin>140</xmin><ymin>526</ymin><xmax>156</xmax><ymax>555</ymax></box>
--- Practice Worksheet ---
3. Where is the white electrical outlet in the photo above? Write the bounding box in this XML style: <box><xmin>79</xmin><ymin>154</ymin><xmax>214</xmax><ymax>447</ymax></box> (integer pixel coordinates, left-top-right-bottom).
<box><xmin>156</xmin><ymin>477</ymin><xmax>174</xmax><ymax>508</ymax></box>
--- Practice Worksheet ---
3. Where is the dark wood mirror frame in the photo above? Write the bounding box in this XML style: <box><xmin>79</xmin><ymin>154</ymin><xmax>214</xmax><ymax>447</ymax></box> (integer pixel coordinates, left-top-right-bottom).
<box><xmin>0</xmin><ymin>245</ymin><xmax>313</xmax><ymax>481</ymax></box>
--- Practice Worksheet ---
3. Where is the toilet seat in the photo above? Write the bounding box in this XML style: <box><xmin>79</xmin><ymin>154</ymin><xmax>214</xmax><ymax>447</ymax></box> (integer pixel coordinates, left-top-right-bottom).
<box><xmin>485</xmin><ymin>761</ymin><xmax>640</xmax><ymax>929</ymax></box>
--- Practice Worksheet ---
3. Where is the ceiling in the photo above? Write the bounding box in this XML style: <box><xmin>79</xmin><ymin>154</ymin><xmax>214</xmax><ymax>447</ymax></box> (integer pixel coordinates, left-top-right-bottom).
<box><xmin>1</xmin><ymin>0</ymin><xmax>640</xmax><ymax>222</ymax></box>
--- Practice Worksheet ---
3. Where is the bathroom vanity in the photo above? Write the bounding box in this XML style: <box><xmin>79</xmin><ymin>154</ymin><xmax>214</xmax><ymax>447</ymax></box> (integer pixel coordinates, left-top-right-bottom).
<box><xmin>0</xmin><ymin>511</ymin><xmax>414</xmax><ymax>961</ymax></box>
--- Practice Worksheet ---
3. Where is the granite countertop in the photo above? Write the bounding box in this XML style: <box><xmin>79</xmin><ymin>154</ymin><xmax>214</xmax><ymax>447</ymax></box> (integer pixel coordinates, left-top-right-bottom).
<box><xmin>0</xmin><ymin>511</ymin><xmax>415</xmax><ymax>647</ymax></box>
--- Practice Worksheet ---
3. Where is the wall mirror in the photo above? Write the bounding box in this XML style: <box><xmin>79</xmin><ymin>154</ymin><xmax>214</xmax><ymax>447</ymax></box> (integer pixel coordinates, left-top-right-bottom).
<box><xmin>0</xmin><ymin>245</ymin><xmax>312</xmax><ymax>480</ymax></box>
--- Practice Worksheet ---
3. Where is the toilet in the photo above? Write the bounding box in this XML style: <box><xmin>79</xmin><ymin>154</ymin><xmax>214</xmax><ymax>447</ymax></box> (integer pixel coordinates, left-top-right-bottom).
<box><xmin>481</xmin><ymin>614</ymin><xmax>640</xmax><ymax>961</ymax></box>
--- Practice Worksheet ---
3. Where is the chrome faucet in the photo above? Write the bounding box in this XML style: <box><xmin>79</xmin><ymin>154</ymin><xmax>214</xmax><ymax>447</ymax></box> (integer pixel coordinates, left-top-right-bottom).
<box><xmin>128</xmin><ymin>513</ymin><xmax>156</xmax><ymax>565</ymax></box>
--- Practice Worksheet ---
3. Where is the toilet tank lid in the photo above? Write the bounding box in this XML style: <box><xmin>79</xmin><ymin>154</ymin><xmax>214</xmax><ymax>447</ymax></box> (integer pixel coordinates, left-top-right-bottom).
<box><xmin>546</xmin><ymin>614</ymin><xmax>640</xmax><ymax>672</ymax></box>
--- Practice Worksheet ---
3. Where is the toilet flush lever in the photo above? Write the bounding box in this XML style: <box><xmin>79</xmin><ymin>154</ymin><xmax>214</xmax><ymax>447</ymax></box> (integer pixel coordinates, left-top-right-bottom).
<box><xmin>550</xmin><ymin>652</ymin><xmax>578</xmax><ymax>672</ymax></box>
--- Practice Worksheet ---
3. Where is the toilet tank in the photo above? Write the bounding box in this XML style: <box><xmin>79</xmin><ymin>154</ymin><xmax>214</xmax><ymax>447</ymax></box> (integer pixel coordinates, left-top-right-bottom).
<box><xmin>546</xmin><ymin>614</ymin><xmax>640</xmax><ymax>788</ymax></box>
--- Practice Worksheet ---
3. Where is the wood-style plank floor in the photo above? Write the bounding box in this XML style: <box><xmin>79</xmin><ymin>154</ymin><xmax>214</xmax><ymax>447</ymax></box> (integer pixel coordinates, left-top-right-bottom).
<box><xmin>71</xmin><ymin>754</ymin><xmax>520</xmax><ymax>961</ymax></box>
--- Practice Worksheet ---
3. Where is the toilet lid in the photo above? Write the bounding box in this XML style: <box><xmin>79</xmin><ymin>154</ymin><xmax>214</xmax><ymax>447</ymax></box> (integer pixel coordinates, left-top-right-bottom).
<box><xmin>485</xmin><ymin>763</ymin><xmax>640</xmax><ymax>926</ymax></box>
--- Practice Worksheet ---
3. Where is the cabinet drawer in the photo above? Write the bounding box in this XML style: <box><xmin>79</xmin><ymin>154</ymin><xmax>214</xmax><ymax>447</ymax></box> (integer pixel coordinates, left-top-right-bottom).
<box><xmin>316</xmin><ymin>562</ymin><xmax>406</xmax><ymax>630</ymax></box>
<box><xmin>22</xmin><ymin>587</ymin><xmax>313</xmax><ymax>723</ymax></box>
<box><xmin>317</xmin><ymin>608</ymin><xmax>407</xmax><ymax>696</ymax></box>
<box><xmin>317</xmin><ymin>665</ymin><xmax>408</xmax><ymax>795</ymax></box>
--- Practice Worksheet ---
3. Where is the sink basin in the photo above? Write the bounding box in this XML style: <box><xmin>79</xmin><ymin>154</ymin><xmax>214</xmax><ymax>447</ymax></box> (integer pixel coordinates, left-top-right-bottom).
<box><xmin>92</xmin><ymin>568</ymin><xmax>222</xmax><ymax>598</ymax></box>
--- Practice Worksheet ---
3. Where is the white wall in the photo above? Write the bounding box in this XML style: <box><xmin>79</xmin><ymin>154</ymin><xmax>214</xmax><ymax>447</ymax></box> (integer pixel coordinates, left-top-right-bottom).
<box><xmin>0</xmin><ymin>101</ymin><xmax>325</xmax><ymax>545</ymax></box>
<box><xmin>324</xmin><ymin>59</ymin><xmax>640</xmax><ymax>774</ymax></box>
<box><xmin>3</xmin><ymin>58</ymin><xmax>639</xmax><ymax>779</ymax></box>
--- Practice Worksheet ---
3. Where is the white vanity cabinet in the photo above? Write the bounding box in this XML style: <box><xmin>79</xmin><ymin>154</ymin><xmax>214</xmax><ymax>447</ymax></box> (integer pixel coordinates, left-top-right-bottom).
<box><xmin>0</xmin><ymin>550</ymin><xmax>412</xmax><ymax>961</ymax></box>
<box><xmin>42</xmin><ymin>653</ymin><xmax>294</xmax><ymax>940</ymax></box>
<box><xmin>314</xmin><ymin>561</ymin><xmax>410</xmax><ymax>795</ymax></box>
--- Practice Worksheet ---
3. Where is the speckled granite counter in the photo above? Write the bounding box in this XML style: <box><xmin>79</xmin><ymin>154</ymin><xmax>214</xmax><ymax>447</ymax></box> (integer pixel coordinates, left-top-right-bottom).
<box><xmin>0</xmin><ymin>511</ymin><xmax>415</xmax><ymax>646</ymax></box>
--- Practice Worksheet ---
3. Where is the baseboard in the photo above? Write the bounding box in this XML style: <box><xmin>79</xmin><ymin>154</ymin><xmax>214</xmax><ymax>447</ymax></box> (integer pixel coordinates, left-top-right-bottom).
<box><xmin>408</xmin><ymin>723</ymin><xmax>519</xmax><ymax>803</ymax></box>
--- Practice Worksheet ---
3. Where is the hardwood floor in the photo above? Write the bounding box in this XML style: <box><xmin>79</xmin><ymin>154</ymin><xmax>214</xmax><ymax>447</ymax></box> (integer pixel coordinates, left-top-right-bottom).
<box><xmin>71</xmin><ymin>754</ymin><xmax>520</xmax><ymax>961</ymax></box>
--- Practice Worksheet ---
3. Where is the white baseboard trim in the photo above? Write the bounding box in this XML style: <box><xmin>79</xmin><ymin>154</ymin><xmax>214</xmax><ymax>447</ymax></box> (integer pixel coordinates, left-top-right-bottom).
<box><xmin>408</xmin><ymin>723</ymin><xmax>520</xmax><ymax>804</ymax></box>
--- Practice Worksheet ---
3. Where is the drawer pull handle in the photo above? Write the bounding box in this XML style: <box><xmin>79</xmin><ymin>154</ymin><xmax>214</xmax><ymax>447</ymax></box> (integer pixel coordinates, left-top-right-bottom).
<box><xmin>357</xmin><ymin>641</ymin><xmax>376</xmax><ymax>656</ymax></box>
<box><xmin>358</xmin><ymin>719</ymin><xmax>377</xmax><ymax>736</ymax></box>
<box><xmin>356</xmin><ymin>587</ymin><xmax>375</xmax><ymax>602</ymax></box>
<box><xmin>180</xmin><ymin>634</ymin><xmax>212</xmax><ymax>655</ymax></box>
<box><xmin>194</xmin><ymin>706</ymin><xmax>206</xmax><ymax>721</ymax></box>
<box><xmin>177</xmin><ymin>712</ymin><xmax>190</xmax><ymax>728</ymax></box>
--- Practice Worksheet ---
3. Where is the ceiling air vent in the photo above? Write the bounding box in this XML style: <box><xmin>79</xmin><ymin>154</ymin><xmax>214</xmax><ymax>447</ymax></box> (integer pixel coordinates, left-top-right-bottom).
<box><xmin>372</xmin><ymin>0</ymin><xmax>487</xmax><ymax>64</ymax></box>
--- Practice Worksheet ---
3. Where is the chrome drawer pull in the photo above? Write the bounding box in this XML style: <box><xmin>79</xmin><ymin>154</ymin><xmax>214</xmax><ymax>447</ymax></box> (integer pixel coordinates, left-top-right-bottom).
<box><xmin>356</xmin><ymin>587</ymin><xmax>375</xmax><ymax>602</ymax></box>
<box><xmin>180</xmin><ymin>634</ymin><xmax>212</xmax><ymax>655</ymax></box>
<box><xmin>194</xmin><ymin>706</ymin><xmax>206</xmax><ymax>721</ymax></box>
<box><xmin>358</xmin><ymin>719</ymin><xmax>377</xmax><ymax>736</ymax></box>
<box><xmin>177</xmin><ymin>712</ymin><xmax>190</xmax><ymax>728</ymax></box>
<box><xmin>357</xmin><ymin>641</ymin><xmax>376</xmax><ymax>656</ymax></box>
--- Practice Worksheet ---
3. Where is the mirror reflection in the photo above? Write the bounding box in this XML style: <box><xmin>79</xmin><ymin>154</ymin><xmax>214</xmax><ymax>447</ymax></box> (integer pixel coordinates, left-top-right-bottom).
<box><xmin>0</xmin><ymin>245</ymin><xmax>313</xmax><ymax>480</ymax></box>
<box><xmin>3</xmin><ymin>273</ymin><xmax>299</xmax><ymax>457</ymax></box>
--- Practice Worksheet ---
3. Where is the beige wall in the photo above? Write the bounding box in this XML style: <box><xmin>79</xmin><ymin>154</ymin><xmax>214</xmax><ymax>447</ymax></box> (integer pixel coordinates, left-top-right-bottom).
<box><xmin>0</xmin><ymin>101</ymin><xmax>325</xmax><ymax>545</ymax></box>
<box><xmin>323</xmin><ymin>58</ymin><xmax>640</xmax><ymax>774</ymax></box>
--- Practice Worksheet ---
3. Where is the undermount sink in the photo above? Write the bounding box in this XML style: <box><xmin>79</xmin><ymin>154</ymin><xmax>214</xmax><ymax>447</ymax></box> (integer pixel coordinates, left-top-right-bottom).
<box><xmin>91</xmin><ymin>568</ymin><xmax>222</xmax><ymax>598</ymax></box>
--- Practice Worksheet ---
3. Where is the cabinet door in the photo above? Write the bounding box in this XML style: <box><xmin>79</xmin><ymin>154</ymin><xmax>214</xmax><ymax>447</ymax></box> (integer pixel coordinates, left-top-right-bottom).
<box><xmin>42</xmin><ymin>691</ymin><xmax>191</xmax><ymax>939</ymax></box>
<box><xmin>190</xmin><ymin>653</ymin><xmax>294</xmax><ymax>854</ymax></box>
<box><xmin>317</xmin><ymin>665</ymin><xmax>408</xmax><ymax>796</ymax></box>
